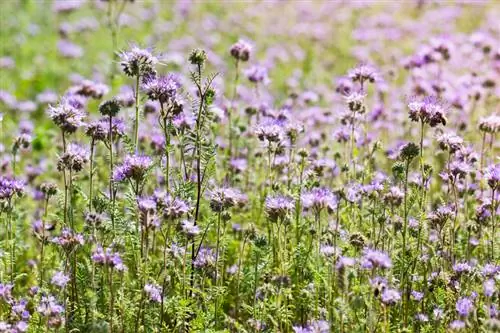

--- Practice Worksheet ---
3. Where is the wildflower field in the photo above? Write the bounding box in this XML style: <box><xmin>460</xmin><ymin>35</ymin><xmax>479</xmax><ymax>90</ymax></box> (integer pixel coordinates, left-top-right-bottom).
<box><xmin>0</xmin><ymin>1</ymin><xmax>499</xmax><ymax>332</ymax></box>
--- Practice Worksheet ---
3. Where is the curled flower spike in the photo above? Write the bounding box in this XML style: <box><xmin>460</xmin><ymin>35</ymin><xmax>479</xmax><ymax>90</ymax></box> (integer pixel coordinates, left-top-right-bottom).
<box><xmin>230</xmin><ymin>39</ymin><xmax>252</xmax><ymax>62</ymax></box>
<box><xmin>57</xmin><ymin>143</ymin><xmax>89</xmax><ymax>172</ymax></box>
<box><xmin>408</xmin><ymin>96</ymin><xmax>447</xmax><ymax>127</ymax></box>
<box><xmin>265</xmin><ymin>195</ymin><xmax>295</xmax><ymax>222</ymax></box>
<box><xmin>142</xmin><ymin>74</ymin><xmax>181</xmax><ymax>105</ymax></box>
<box><xmin>47</xmin><ymin>99</ymin><xmax>86</xmax><ymax>134</ymax></box>
<box><xmin>119</xmin><ymin>45</ymin><xmax>157</xmax><ymax>78</ymax></box>
<box><xmin>113</xmin><ymin>154</ymin><xmax>153</xmax><ymax>182</ymax></box>
<box><xmin>208</xmin><ymin>187</ymin><xmax>247</xmax><ymax>212</ymax></box>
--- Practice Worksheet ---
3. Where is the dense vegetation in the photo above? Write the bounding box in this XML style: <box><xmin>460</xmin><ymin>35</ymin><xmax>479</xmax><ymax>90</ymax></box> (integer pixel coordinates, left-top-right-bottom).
<box><xmin>0</xmin><ymin>1</ymin><xmax>499</xmax><ymax>332</ymax></box>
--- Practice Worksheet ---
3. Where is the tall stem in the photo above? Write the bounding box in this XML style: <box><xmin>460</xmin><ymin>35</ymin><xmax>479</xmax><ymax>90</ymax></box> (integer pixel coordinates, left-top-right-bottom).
<box><xmin>134</xmin><ymin>74</ymin><xmax>141</xmax><ymax>152</ymax></box>
<box><xmin>89</xmin><ymin>139</ymin><xmax>95</xmax><ymax>211</ymax></box>
<box><xmin>109</xmin><ymin>116</ymin><xmax>115</xmax><ymax>233</ymax></box>
<box><xmin>228</xmin><ymin>59</ymin><xmax>239</xmax><ymax>160</ymax></box>
<box><xmin>62</xmin><ymin>131</ymin><xmax>68</xmax><ymax>226</ymax></box>
<box><xmin>214</xmin><ymin>212</ymin><xmax>222</xmax><ymax>328</ymax></box>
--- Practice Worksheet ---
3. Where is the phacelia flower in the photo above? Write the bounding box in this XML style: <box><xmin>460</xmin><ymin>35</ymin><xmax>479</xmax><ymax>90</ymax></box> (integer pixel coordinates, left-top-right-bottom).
<box><xmin>0</xmin><ymin>177</ymin><xmax>25</xmax><ymax>201</ymax></box>
<box><xmin>245</xmin><ymin>65</ymin><xmax>269</xmax><ymax>84</ymax></box>
<box><xmin>48</xmin><ymin>99</ymin><xmax>86</xmax><ymax>133</ymax></box>
<box><xmin>361</xmin><ymin>248</ymin><xmax>392</xmax><ymax>269</ymax></box>
<box><xmin>456</xmin><ymin>297</ymin><xmax>474</xmax><ymax>317</ymax></box>
<box><xmin>230</xmin><ymin>39</ymin><xmax>252</xmax><ymax>62</ymax></box>
<box><xmin>119</xmin><ymin>46</ymin><xmax>157</xmax><ymax>77</ymax></box>
<box><xmin>57</xmin><ymin>143</ymin><xmax>89</xmax><ymax>172</ymax></box>
<box><xmin>408</xmin><ymin>96</ymin><xmax>447</xmax><ymax>127</ymax></box>
<box><xmin>209</xmin><ymin>187</ymin><xmax>247</xmax><ymax>212</ymax></box>
<box><xmin>144</xmin><ymin>283</ymin><xmax>162</xmax><ymax>303</ymax></box>
<box><xmin>484</xmin><ymin>164</ymin><xmax>500</xmax><ymax>190</ymax></box>
<box><xmin>142</xmin><ymin>74</ymin><xmax>180</xmax><ymax>105</ymax></box>
<box><xmin>51</xmin><ymin>271</ymin><xmax>70</xmax><ymax>288</ymax></box>
<box><xmin>301</xmin><ymin>187</ymin><xmax>337</xmax><ymax>213</ymax></box>
<box><xmin>265</xmin><ymin>195</ymin><xmax>295</xmax><ymax>222</ymax></box>
<box><xmin>478</xmin><ymin>114</ymin><xmax>500</xmax><ymax>133</ymax></box>
<box><xmin>91</xmin><ymin>246</ymin><xmax>127</xmax><ymax>271</ymax></box>
<box><xmin>113</xmin><ymin>155</ymin><xmax>153</xmax><ymax>182</ymax></box>
<box><xmin>381</xmin><ymin>288</ymin><xmax>401</xmax><ymax>305</ymax></box>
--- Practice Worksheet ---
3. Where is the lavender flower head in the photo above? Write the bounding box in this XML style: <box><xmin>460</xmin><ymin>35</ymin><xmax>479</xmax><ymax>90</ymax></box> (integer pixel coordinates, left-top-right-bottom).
<box><xmin>292</xmin><ymin>320</ymin><xmax>330</xmax><ymax>333</ymax></box>
<box><xmin>301</xmin><ymin>187</ymin><xmax>337</xmax><ymax>213</ymax></box>
<box><xmin>230</xmin><ymin>39</ymin><xmax>252</xmax><ymax>62</ymax></box>
<box><xmin>456</xmin><ymin>297</ymin><xmax>474</xmax><ymax>317</ymax></box>
<box><xmin>142</xmin><ymin>74</ymin><xmax>180</xmax><ymax>105</ymax></box>
<box><xmin>51</xmin><ymin>271</ymin><xmax>70</xmax><ymax>288</ymax></box>
<box><xmin>154</xmin><ymin>191</ymin><xmax>191</xmax><ymax>220</ymax></box>
<box><xmin>144</xmin><ymin>283</ymin><xmax>162</xmax><ymax>303</ymax></box>
<box><xmin>48</xmin><ymin>99</ymin><xmax>86</xmax><ymax>133</ymax></box>
<box><xmin>265</xmin><ymin>195</ymin><xmax>295</xmax><ymax>222</ymax></box>
<box><xmin>348</xmin><ymin>64</ymin><xmax>378</xmax><ymax>85</ymax></box>
<box><xmin>209</xmin><ymin>187</ymin><xmax>247</xmax><ymax>212</ymax></box>
<box><xmin>408</xmin><ymin>96</ymin><xmax>447</xmax><ymax>127</ymax></box>
<box><xmin>36</xmin><ymin>295</ymin><xmax>65</xmax><ymax>328</ymax></box>
<box><xmin>57</xmin><ymin>143</ymin><xmax>89</xmax><ymax>172</ymax></box>
<box><xmin>91</xmin><ymin>246</ymin><xmax>127</xmax><ymax>271</ymax></box>
<box><xmin>119</xmin><ymin>46</ymin><xmax>158</xmax><ymax>77</ymax></box>
<box><xmin>245</xmin><ymin>65</ymin><xmax>269</xmax><ymax>84</ymax></box>
<box><xmin>484</xmin><ymin>164</ymin><xmax>500</xmax><ymax>190</ymax></box>
<box><xmin>381</xmin><ymin>288</ymin><xmax>401</xmax><ymax>305</ymax></box>
<box><xmin>0</xmin><ymin>177</ymin><xmax>25</xmax><ymax>201</ymax></box>
<box><xmin>113</xmin><ymin>154</ymin><xmax>153</xmax><ymax>182</ymax></box>
<box><xmin>361</xmin><ymin>248</ymin><xmax>392</xmax><ymax>269</ymax></box>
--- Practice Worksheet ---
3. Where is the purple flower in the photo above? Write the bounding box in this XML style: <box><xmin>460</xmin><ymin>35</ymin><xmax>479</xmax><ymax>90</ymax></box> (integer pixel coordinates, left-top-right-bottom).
<box><xmin>208</xmin><ymin>187</ymin><xmax>247</xmax><ymax>212</ymax></box>
<box><xmin>48</xmin><ymin>99</ymin><xmax>86</xmax><ymax>133</ymax></box>
<box><xmin>381</xmin><ymin>289</ymin><xmax>401</xmax><ymax>305</ymax></box>
<box><xmin>51</xmin><ymin>271</ymin><xmax>70</xmax><ymax>288</ymax></box>
<box><xmin>180</xmin><ymin>220</ymin><xmax>200</xmax><ymax>237</ymax></box>
<box><xmin>483</xmin><ymin>279</ymin><xmax>495</xmax><ymax>298</ymax></box>
<box><xmin>265</xmin><ymin>195</ymin><xmax>295</xmax><ymax>222</ymax></box>
<box><xmin>229</xmin><ymin>158</ymin><xmax>247</xmax><ymax>174</ymax></box>
<box><xmin>172</xmin><ymin>112</ymin><xmax>194</xmax><ymax>130</ymax></box>
<box><xmin>91</xmin><ymin>246</ymin><xmax>127</xmax><ymax>272</ymax></box>
<box><xmin>119</xmin><ymin>45</ymin><xmax>157</xmax><ymax>77</ymax></box>
<box><xmin>155</xmin><ymin>192</ymin><xmax>191</xmax><ymax>220</ymax></box>
<box><xmin>57</xmin><ymin>143</ymin><xmax>89</xmax><ymax>172</ymax></box>
<box><xmin>361</xmin><ymin>248</ymin><xmax>392</xmax><ymax>269</ymax></box>
<box><xmin>449</xmin><ymin>320</ymin><xmax>466</xmax><ymax>331</ymax></box>
<box><xmin>230</xmin><ymin>39</ymin><xmax>252</xmax><ymax>62</ymax></box>
<box><xmin>411</xmin><ymin>290</ymin><xmax>424</xmax><ymax>302</ymax></box>
<box><xmin>245</xmin><ymin>65</ymin><xmax>269</xmax><ymax>84</ymax></box>
<box><xmin>144</xmin><ymin>283</ymin><xmax>162</xmax><ymax>303</ymax></box>
<box><xmin>142</xmin><ymin>74</ymin><xmax>180</xmax><ymax>105</ymax></box>
<box><xmin>408</xmin><ymin>96</ymin><xmax>447</xmax><ymax>127</ymax></box>
<box><xmin>254</xmin><ymin>119</ymin><xmax>285</xmax><ymax>143</ymax></box>
<box><xmin>0</xmin><ymin>283</ymin><xmax>13</xmax><ymax>302</ymax></box>
<box><xmin>69</xmin><ymin>79</ymin><xmax>109</xmax><ymax>99</ymax></box>
<box><xmin>113</xmin><ymin>155</ymin><xmax>153</xmax><ymax>182</ymax></box>
<box><xmin>484</xmin><ymin>164</ymin><xmax>500</xmax><ymax>190</ymax></box>
<box><xmin>52</xmin><ymin>228</ymin><xmax>84</xmax><ymax>249</ymax></box>
<box><xmin>0</xmin><ymin>177</ymin><xmax>25</xmax><ymax>201</ymax></box>
<box><xmin>437</xmin><ymin>132</ymin><xmax>464</xmax><ymax>153</ymax></box>
<box><xmin>478</xmin><ymin>114</ymin><xmax>500</xmax><ymax>133</ymax></box>
<box><xmin>137</xmin><ymin>196</ymin><xmax>156</xmax><ymax>214</ymax></box>
<box><xmin>36</xmin><ymin>295</ymin><xmax>65</xmax><ymax>328</ymax></box>
<box><xmin>57</xmin><ymin>39</ymin><xmax>83</xmax><ymax>59</ymax></box>
<box><xmin>456</xmin><ymin>297</ymin><xmax>474</xmax><ymax>317</ymax></box>
<box><xmin>292</xmin><ymin>320</ymin><xmax>329</xmax><ymax>333</ymax></box>
<box><xmin>194</xmin><ymin>248</ymin><xmax>216</xmax><ymax>268</ymax></box>
<box><xmin>301</xmin><ymin>187</ymin><xmax>337</xmax><ymax>213</ymax></box>
<box><xmin>336</xmin><ymin>256</ymin><xmax>356</xmax><ymax>270</ymax></box>
<box><xmin>348</xmin><ymin>64</ymin><xmax>378</xmax><ymax>85</ymax></box>
<box><xmin>453</xmin><ymin>262</ymin><xmax>473</xmax><ymax>275</ymax></box>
